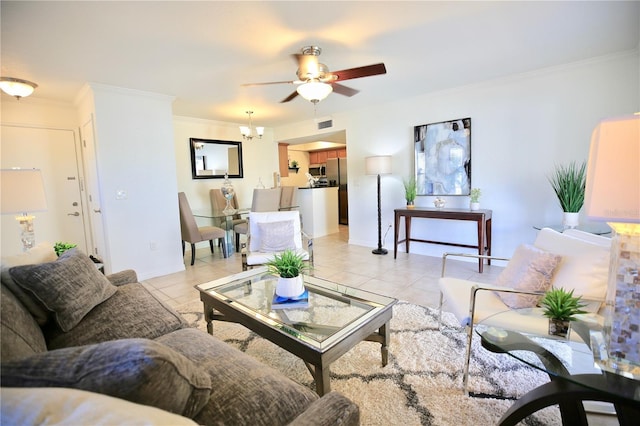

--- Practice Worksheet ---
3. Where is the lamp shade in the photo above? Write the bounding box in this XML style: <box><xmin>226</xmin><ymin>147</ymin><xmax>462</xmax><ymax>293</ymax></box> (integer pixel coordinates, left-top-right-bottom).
<box><xmin>296</xmin><ymin>82</ymin><xmax>333</xmax><ymax>103</ymax></box>
<box><xmin>1</xmin><ymin>169</ymin><xmax>48</xmax><ymax>214</ymax></box>
<box><xmin>365</xmin><ymin>156</ymin><xmax>392</xmax><ymax>175</ymax></box>
<box><xmin>584</xmin><ymin>115</ymin><xmax>640</xmax><ymax>223</ymax></box>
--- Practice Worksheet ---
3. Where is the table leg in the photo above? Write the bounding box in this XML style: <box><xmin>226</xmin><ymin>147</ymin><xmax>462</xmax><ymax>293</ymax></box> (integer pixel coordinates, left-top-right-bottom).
<box><xmin>394</xmin><ymin>212</ymin><xmax>400</xmax><ymax>259</ymax></box>
<box><xmin>380</xmin><ymin>322</ymin><xmax>390</xmax><ymax>366</ymax></box>
<box><xmin>476</xmin><ymin>219</ymin><xmax>484</xmax><ymax>273</ymax></box>
<box><xmin>486</xmin><ymin>218</ymin><xmax>492</xmax><ymax>265</ymax></box>
<box><xmin>404</xmin><ymin>216</ymin><xmax>412</xmax><ymax>255</ymax></box>
<box><xmin>203</xmin><ymin>300</ymin><xmax>214</xmax><ymax>335</ymax></box>
<box><xmin>315</xmin><ymin>364</ymin><xmax>331</xmax><ymax>397</ymax></box>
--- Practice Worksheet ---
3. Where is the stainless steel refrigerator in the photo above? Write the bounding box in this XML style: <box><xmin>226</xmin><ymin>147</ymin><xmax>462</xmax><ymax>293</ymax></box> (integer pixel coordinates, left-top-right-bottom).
<box><xmin>326</xmin><ymin>158</ymin><xmax>348</xmax><ymax>225</ymax></box>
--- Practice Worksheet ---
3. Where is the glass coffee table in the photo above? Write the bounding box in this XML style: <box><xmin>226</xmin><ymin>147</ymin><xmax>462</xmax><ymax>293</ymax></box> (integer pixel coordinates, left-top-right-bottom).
<box><xmin>195</xmin><ymin>267</ymin><xmax>397</xmax><ymax>396</ymax></box>
<box><xmin>476</xmin><ymin>310</ymin><xmax>640</xmax><ymax>425</ymax></box>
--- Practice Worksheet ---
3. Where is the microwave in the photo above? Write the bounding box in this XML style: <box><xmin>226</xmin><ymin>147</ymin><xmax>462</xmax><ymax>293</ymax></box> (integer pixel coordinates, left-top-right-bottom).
<box><xmin>308</xmin><ymin>164</ymin><xmax>326</xmax><ymax>177</ymax></box>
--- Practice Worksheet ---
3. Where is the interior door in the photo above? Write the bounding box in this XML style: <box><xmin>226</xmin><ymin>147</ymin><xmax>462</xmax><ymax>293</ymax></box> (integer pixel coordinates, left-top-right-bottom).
<box><xmin>81</xmin><ymin>116</ymin><xmax>108</xmax><ymax>263</ymax></box>
<box><xmin>1</xmin><ymin>124</ymin><xmax>88</xmax><ymax>256</ymax></box>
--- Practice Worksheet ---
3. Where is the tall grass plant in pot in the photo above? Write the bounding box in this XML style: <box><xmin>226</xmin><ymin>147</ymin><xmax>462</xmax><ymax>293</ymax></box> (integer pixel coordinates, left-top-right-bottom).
<box><xmin>403</xmin><ymin>178</ymin><xmax>417</xmax><ymax>208</ymax></box>
<box><xmin>266</xmin><ymin>249</ymin><xmax>309</xmax><ymax>298</ymax></box>
<box><xmin>548</xmin><ymin>161</ymin><xmax>586</xmax><ymax>228</ymax></box>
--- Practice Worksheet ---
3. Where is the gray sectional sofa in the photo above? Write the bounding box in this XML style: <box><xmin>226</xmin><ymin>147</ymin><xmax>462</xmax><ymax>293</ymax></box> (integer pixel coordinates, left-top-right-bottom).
<box><xmin>0</xmin><ymin>246</ymin><xmax>359</xmax><ymax>425</ymax></box>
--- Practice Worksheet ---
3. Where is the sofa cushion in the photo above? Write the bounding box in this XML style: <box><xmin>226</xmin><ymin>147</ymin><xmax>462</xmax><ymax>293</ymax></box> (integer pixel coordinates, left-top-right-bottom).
<box><xmin>0</xmin><ymin>338</ymin><xmax>213</xmax><ymax>418</ymax></box>
<box><xmin>1</xmin><ymin>387</ymin><xmax>200</xmax><ymax>426</ymax></box>
<box><xmin>0</xmin><ymin>284</ymin><xmax>47</xmax><ymax>361</ymax></box>
<box><xmin>45</xmin><ymin>282</ymin><xmax>188</xmax><ymax>350</ymax></box>
<box><xmin>1</xmin><ymin>241</ymin><xmax>57</xmax><ymax>325</ymax></box>
<box><xmin>534</xmin><ymin>227</ymin><xmax>610</xmax><ymax>303</ymax></box>
<box><xmin>9</xmin><ymin>248</ymin><xmax>117</xmax><ymax>332</ymax></box>
<box><xmin>157</xmin><ymin>328</ymin><xmax>318</xmax><ymax>425</ymax></box>
<box><xmin>494</xmin><ymin>244</ymin><xmax>562</xmax><ymax>309</ymax></box>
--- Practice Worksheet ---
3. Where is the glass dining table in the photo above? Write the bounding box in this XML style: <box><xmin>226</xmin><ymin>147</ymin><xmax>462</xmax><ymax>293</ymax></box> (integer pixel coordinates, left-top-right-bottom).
<box><xmin>193</xmin><ymin>207</ymin><xmax>250</xmax><ymax>257</ymax></box>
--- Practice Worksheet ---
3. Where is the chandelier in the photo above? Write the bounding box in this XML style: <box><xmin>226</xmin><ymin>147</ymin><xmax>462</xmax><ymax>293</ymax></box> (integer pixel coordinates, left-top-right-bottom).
<box><xmin>296</xmin><ymin>80</ymin><xmax>333</xmax><ymax>104</ymax></box>
<box><xmin>239</xmin><ymin>111</ymin><xmax>264</xmax><ymax>140</ymax></box>
<box><xmin>0</xmin><ymin>77</ymin><xmax>38</xmax><ymax>100</ymax></box>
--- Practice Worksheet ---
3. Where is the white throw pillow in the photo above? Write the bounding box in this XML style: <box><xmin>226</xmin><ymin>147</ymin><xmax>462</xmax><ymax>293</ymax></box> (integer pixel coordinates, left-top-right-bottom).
<box><xmin>494</xmin><ymin>244</ymin><xmax>562</xmax><ymax>309</ymax></box>
<box><xmin>534</xmin><ymin>228</ymin><xmax>610</xmax><ymax>302</ymax></box>
<box><xmin>258</xmin><ymin>220</ymin><xmax>295</xmax><ymax>252</ymax></box>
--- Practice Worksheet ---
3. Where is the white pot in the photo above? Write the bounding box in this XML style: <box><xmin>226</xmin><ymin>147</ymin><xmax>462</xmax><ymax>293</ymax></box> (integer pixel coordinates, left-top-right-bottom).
<box><xmin>470</xmin><ymin>202</ymin><xmax>480</xmax><ymax>211</ymax></box>
<box><xmin>563</xmin><ymin>212</ymin><xmax>580</xmax><ymax>229</ymax></box>
<box><xmin>276</xmin><ymin>275</ymin><xmax>305</xmax><ymax>298</ymax></box>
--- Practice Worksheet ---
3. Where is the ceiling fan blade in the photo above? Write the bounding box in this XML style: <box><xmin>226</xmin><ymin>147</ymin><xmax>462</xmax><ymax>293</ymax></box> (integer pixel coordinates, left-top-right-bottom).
<box><xmin>241</xmin><ymin>80</ymin><xmax>296</xmax><ymax>87</ymax></box>
<box><xmin>331</xmin><ymin>63</ymin><xmax>387</xmax><ymax>81</ymax></box>
<box><xmin>331</xmin><ymin>83</ymin><xmax>359</xmax><ymax>97</ymax></box>
<box><xmin>280</xmin><ymin>91</ymin><xmax>299</xmax><ymax>103</ymax></box>
<box><xmin>294</xmin><ymin>53</ymin><xmax>320</xmax><ymax>79</ymax></box>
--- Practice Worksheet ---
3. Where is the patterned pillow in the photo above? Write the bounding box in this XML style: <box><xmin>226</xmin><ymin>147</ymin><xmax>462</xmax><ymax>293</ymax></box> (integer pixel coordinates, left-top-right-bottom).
<box><xmin>258</xmin><ymin>220</ymin><xmax>296</xmax><ymax>252</ymax></box>
<box><xmin>495</xmin><ymin>244</ymin><xmax>562</xmax><ymax>309</ymax></box>
<box><xmin>0</xmin><ymin>338</ymin><xmax>213</xmax><ymax>418</ymax></box>
<box><xmin>9</xmin><ymin>248</ymin><xmax>117</xmax><ymax>332</ymax></box>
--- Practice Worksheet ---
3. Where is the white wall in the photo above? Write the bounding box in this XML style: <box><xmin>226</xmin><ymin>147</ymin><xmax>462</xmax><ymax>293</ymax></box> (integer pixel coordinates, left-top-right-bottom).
<box><xmin>80</xmin><ymin>85</ymin><xmax>183</xmax><ymax>279</ymax></box>
<box><xmin>276</xmin><ymin>51</ymin><xmax>640</xmax><ymax>260</ymax></box>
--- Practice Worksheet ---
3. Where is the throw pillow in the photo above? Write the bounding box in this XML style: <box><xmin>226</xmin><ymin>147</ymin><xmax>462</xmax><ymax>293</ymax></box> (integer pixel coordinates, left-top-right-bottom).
<box><xmin>0</xmin><ymin>338</ymin><xmax>213</xmax><ymax>418</ymax></box>
<box><xmin>1</xmin><ymin>241</ymin><xmax>57</xmax><ymax>325</ymax></box>
<box><xmin>495</xmin><ymin>244</ymin><xmax>562</xmax><ymax>309</ymax></box>
<box><xmin>258</xmin><ymin>220</ymin><xmax>296</xmax><ymax>252</ymax></box>
<box><xmin>9</xmin><ymin>248</ymin><xmax>117</xmax><ymax>332</ymax></box>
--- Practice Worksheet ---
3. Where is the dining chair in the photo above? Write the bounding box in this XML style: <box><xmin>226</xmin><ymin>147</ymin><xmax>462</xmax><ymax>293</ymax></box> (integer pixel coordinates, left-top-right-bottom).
<box><xmin>251</xmin><ymin>188</ymin><xmax>282</xmax><ymax>212</ymax></box>
<box><xmin>210</xmin><ymin>189</ymin><xmax>247</xmax><ymax>252</ymax></box>
<box><xmin>178</xmin><ymin>192</ymin><xmax>227</xmax><ymax>265</ymax></box>
<box><xmin>279</xmin><ymin>186</ymin><xmax>298</xmax><ymax>211</ymax></box>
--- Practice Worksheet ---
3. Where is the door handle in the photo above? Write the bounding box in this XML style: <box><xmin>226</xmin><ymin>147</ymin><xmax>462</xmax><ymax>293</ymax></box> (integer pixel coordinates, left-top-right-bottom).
<box><xmin>67</xmin><ymin>212</ymin><xmax>80</xmax><ymax>216</ymax></box>
<box><xmin>93</xmin><ymin>209</ymin><xmax>101</xmax><ymax>213</ymax></box>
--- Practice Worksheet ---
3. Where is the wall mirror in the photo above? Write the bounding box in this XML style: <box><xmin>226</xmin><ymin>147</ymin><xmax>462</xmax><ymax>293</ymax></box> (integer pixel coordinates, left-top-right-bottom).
<box><xmin>190</xmin><ymin>138</ymin><xmax>243</xmax><ymax>179</ymax></box>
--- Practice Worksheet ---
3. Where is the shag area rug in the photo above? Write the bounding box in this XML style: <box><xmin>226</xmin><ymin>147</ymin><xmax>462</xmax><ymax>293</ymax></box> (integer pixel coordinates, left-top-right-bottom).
<box><xmin>176</xmin><ymin>300</ymin><xmax>561</xmax><ymax>425</ymax></box>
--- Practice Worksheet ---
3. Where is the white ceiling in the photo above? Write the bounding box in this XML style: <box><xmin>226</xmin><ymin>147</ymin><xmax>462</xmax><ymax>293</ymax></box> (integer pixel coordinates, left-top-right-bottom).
<box><xmin>1</xmin><ymin>1</ymin><xmax>638</xmax><ymax>127</ymax></box>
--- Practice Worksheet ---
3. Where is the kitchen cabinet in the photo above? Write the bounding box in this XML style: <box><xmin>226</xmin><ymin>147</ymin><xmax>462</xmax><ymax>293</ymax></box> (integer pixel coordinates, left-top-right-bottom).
<box><xmin>337</xmin><ymin>148</ymin><xmax>347</xmax><ymax>158</ymax></box>
<box><xmin>278</xmin><ymin>143</ymin><xmax>289</xmax><ymax>177</ymax></box>
<box><xmin>309</xmin><ymin>148</ymin><xmax>346</xmax><ymax>163</ymax></box>
<box><xmin>309</xmin><ymin>151</ymin><xmax>318</xmax><ymax>164</ymax></box>
<box><xmin>316</xmin><ymin>151</ymin><xmax>328</xmax><ymax>163</ymax></box>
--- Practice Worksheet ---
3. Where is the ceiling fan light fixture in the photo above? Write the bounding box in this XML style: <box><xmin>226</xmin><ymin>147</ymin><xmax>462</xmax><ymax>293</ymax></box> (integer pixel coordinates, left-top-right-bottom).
<box><xmin>297</xmin><ymin>81</ymin><xmax>333</xmax><ymax>104</ymax></box>
<box><xmin>0</xmin><ymin>77</ymin><xmax>37</xmax><ymax>99</ymax></box>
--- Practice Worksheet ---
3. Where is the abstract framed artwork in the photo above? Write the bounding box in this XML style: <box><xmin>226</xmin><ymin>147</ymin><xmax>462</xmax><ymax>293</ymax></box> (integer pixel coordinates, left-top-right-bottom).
<box><xmin>414</xmin><ymin>117</ymin><xmax>471</xmax><ymax>196</ymax></box>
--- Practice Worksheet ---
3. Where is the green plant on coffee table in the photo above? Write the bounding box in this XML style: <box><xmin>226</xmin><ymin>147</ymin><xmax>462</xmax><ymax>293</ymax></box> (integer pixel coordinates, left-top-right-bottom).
<box><xmin>54</xmin><ymin>242</ymin><xmax>77</xmax><ymax>257</ymax></box>
<box><xmin>266</xmin><ymin>249</ymin><xmax>309</xmax><ymax>278</ymax></box>
<box><xmin>540</xmin><ymin>287</ymin><xmax>587</xmax><ymax>321</ymax></box>
<box><xmin>470</xmin><ymin>188</ymin><xmax>481</xmax><ymax>203</ymax></box>
<box><xmin>548</xmin><ymin>161</ymin><xmax>586</xmax><ymax>213</ymax></box>
<box><xmin>403</xmin><ymin>177</ymin><xmax>417</xmax><ymax>203</ymax></box>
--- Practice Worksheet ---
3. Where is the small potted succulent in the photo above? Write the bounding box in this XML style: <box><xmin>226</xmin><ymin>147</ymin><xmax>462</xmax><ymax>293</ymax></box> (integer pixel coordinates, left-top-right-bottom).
<box><xmin>469</xmin><ymin>188</ymin><xmax>481</xmax><ymax>211</ymax></box>
<box><xmin>403</xmin><ymin>177</ymin><xmax>417</xmax><ymax>208</ymax></box>
<box><xmin>540</xmin><ymin>287</ymin><xmax>587</xmax><ymax>338</ymax></box>
<box><xmin>548</xmin><ymin>161</ymin><xmax>586</xmax><ymax>228</ymax></box>
<box><xmin>266</xmin><ymin>249</ymin><xmax>309</xmax><ymax>298</ymax></box>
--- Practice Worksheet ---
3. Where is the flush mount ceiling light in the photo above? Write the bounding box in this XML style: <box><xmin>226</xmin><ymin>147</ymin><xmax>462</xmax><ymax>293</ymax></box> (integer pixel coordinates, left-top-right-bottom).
<box><xmin>296</xmin><ymin>80</ymin><xmax>333</xmax><ymax>104</ymax></box>
<box><xmin>239</xmin><ymin>111</ymin><xmax>264</xmax><ymax>141</ymax></box>
<box><xmin>0</xmin><ymin>77</ymin><xmax>38</xmax><ymax>99</ymax></box>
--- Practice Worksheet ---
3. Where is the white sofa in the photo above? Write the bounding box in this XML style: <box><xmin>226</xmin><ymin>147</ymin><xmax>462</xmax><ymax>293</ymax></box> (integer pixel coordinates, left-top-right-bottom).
<box><xmin>438</xmin><ymin>227</ymin><xmax>611</xmax><ymax>390</ymax></box>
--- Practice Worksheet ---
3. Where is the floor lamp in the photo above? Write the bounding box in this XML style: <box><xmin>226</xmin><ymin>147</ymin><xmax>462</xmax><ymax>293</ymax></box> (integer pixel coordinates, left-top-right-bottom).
<box><xmin>584</xmin><ymin>114</ymin><xmax>639</xmax><ymax>377</ymax></box>
<box><xmin>365</xmin><ymin>156</ymin><xmax>392</xmax><ymax>255</ymax></box>
<box><xmin>1</xmin><ymin>169</ymin><xmax>48</xmax><ymax>251</ymax></box>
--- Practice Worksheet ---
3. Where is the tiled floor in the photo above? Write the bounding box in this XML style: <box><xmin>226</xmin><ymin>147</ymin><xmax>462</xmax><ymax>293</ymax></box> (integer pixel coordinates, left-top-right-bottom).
<box><xmin>142</xmin><ymin>226</ymin><xmax>617</xmax><ymax>425</ymax></box>
<box><xmin>142</xmin><ymin>225</ymin><xmax>502</xmax><ymax>309</ymax></box>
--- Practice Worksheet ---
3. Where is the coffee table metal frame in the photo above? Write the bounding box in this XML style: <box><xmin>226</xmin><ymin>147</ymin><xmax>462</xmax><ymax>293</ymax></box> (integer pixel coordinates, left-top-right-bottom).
<box><xmin>196</xmin><ymin>267</ymin><xmax>397</xmax><ymax>396</ymax></box>
<box><xmin>476</xmin><ymin>311</ymin><xmax>640</xmax><ymax>425</ymax></box>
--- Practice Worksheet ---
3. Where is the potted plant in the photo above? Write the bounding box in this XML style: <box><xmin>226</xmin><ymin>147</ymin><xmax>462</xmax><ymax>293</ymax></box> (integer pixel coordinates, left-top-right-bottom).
<box><xmin>469</xmin><ymin>188</ymin><xmax>481</xmax><ymax>211</ymax></box>
<box><xmin>266</xmin><ymin>249</ymin><xmax>309</xmax><ymax>298</ymax></box>
<box><xmin>54</xmin><ymin>242</ymin><xmax>77</xmax><ymax>257</ymax></box>
<box><xmin>548</xmin><ymin>161</ymin><xmax>586</xmax><ymax>229</ymax></box>
<box><xmin>403</xmin><ymin>177</ymin><xmax>417</xmax><ymax>208</ymax></box>
<box><xmin>540</xmin><ymin>287</ymin><xmax>587</xmax><ymax>338</ymax></box>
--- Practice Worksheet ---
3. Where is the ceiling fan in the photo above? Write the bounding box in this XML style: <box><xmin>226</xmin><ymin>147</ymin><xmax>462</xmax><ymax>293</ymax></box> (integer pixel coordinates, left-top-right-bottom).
<box><xmin>242</xmin><ymin>46</ymin><xmax>386</xmax><ymax>104</ymax></box>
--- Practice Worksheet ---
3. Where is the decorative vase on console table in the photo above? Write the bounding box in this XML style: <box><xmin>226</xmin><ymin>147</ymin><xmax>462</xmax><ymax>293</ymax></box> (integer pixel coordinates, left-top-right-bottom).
<box><xmin>221</xmin><ymin>172</ymin><xmax>236</xmax><ymax>215</ymax></box>
<box><xmin>548</xmin><ymin>161</ymin><xmax>586</xmax><ymax>229</ymax></box>
<box><xmin>403</xmin><ymin>177</ymin><xmax>416</xmax><ymax>209</ymax></box>
<box><xmin>469</xmin><ymin>188</ymin><xmax>481</xmax><ymax>211</ymax></box>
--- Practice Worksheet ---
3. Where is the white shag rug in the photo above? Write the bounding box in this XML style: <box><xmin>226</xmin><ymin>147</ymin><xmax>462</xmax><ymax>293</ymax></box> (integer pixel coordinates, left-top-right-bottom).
<box><xmin>176</xmin><ymin>299</ymin><xmax>562</xmax><ymax>426</ymax></box>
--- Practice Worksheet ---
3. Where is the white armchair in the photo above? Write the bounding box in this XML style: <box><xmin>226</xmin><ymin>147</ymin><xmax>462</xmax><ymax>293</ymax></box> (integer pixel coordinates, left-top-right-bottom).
<box><xmin>438</xmin><ymin>227</ymin><xmax>611</xmax><ymax>392</ymax></box>
<box><xmin>241</xmin><ymin>211</ymin><xmax>313</xmax><ymax>272</ymax></box>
